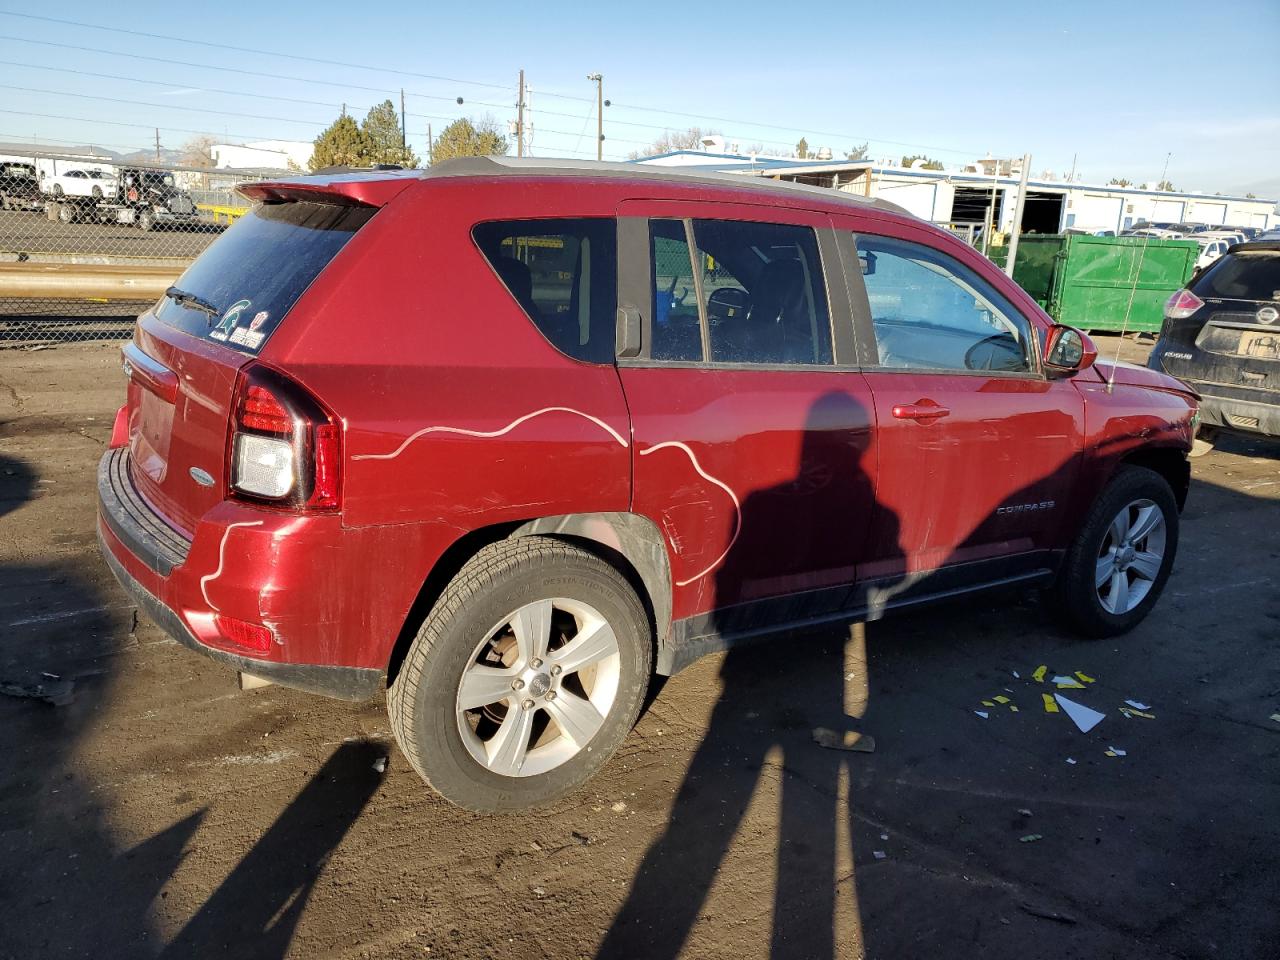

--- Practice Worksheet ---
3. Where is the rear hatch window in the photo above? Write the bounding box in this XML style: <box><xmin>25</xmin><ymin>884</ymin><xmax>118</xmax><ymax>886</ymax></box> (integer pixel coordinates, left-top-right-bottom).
<box><xmin>155</xmin><ymin>200</ymin><xmax>374</xmax><ymax>353</ymax></box>
<box><xmin>1190</xmin><ymin>250</ymin><xmax>1280</xmax><ymax>304</ymax></box>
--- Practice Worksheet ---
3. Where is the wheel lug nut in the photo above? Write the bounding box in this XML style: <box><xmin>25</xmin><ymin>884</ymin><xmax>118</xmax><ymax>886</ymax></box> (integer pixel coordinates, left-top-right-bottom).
<box><xmin>531</xmin><ymin>658</ymin><xmax>543</xmax><ymax>669</ymax></box>
<box><xmin>511</xmin><ymin>678</ymin><xmax>525</xmax><ymax>690</ymax></box>
<box><xmin>522</xmin><ymin>699</ymin><xmax>534</xmax><ymax>710</ymax></box>
<box><xmin>550</xmin><ymin>665</ymin><xmax>562</xmax><ymax>677</ymax></box>
<box><xmin>545</xmin><ymin>690</ymin><xmax>557</xmax><ymax>701</ymax></box>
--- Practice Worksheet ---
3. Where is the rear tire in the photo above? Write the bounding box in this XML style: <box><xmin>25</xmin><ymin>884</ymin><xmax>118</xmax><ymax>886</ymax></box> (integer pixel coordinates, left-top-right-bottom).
<box><xmin>388</xmin><ymin>537</ymin><xmax>652</xmax><ymax>812</ymax></box>
<box><xmin>138</xmin><ymin>209</ymin><xmax>155</xmax><ymax>232</ymax></box>
<box><xmin>1050</xmin><ymin>465</ymin><xmax>1179</xmax><ymax>638</ymax></box>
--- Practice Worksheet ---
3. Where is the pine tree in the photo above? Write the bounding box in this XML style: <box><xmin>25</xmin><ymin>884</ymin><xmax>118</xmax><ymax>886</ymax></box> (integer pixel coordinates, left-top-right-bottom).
<box><xmin>360</xmin><ymin>100</ymin><xmax>419</xmax><ymax>168</ymax></box>
<box><xmin>430</xmin><ymin>117</ymin><xmax>509</xmax><ymax>164</ymax></box>
<box><xmin>309</xmin><ymin>115</ymin><xmax>371</xmax><ymax>171</ymax></box>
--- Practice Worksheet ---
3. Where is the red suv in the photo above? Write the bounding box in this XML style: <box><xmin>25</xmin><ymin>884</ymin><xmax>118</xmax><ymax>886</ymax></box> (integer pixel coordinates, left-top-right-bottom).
<box><xmin>99</xmin><ymin>159</ymin><xmax>1196</xmax><ymax>810</ymax></box>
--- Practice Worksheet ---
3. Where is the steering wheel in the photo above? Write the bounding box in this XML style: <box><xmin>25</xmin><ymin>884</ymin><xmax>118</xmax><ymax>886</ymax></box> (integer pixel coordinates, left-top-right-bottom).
<box><xmin>706</xmin><ymin>286</ymin><xmax>750</xmax><ymax>324</ymax></box>
<box><xmin>964</xmin><ymin>333</ymin><xmax>1025</xmax><ymax>372</ymax></box>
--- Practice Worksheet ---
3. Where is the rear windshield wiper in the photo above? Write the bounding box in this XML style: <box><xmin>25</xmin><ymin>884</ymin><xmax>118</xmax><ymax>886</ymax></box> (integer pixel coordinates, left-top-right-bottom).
<box><xmin>165</xmin><ymin>285</ymin><xmax>220</xmax><ymax>319</ymax></box>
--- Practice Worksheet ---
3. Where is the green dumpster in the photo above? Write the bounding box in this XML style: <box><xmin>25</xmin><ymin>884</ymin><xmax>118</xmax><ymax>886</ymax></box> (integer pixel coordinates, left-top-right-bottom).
<box><xmin>1011</xmin><ymin>234</ymin><xmax>1199</xmax><ymax>333</ymax></box>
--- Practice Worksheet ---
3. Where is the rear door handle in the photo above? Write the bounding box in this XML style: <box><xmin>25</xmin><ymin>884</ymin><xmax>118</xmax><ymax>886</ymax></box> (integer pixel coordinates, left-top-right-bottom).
<box><xmin>891</xmin><ymin>399</ymin><xmax>950</xmax><ymax>422</ymax></box>
<box><xmin>122</xmin><ymin>342</ymin><xmax>179</xmax><ymax>404</ymax></box>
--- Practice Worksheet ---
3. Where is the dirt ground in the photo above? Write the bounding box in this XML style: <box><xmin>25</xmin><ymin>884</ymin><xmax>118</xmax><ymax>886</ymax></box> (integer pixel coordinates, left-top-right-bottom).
<box><xmin>1</xmin><ymin>337</ymin><xmax>1277</xmax><ymax>960</ymax></box>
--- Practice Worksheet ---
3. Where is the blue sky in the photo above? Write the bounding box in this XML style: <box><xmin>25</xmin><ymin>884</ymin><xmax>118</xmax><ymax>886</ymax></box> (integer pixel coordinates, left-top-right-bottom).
<box><xmin>0</xmin><ymin>1</ymin><xmax>1277</xmax><ymax>197</ymax></box>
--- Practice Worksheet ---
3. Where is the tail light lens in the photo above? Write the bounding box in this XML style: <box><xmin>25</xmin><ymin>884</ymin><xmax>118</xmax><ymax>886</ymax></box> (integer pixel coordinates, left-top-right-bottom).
<box><xmin>1164</xmin><ymin>289</ymin><xmax>1205</xmax><ymax>320</ymax></box>
<box><xmin>229</xmin><ymin>366</ymin><xmax>341</xmax><ymax>510</ymax></box>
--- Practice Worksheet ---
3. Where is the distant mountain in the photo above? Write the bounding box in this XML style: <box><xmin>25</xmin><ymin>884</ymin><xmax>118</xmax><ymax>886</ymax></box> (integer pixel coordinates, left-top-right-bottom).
<box><xmin>117</xmin><ymin>148</ymin><xmax>187</xmax><ymax>166</ymax></box>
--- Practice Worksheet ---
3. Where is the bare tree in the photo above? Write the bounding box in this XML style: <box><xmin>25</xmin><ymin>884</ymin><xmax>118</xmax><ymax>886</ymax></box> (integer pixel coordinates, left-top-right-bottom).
<box><xmin>180</xmin><ymin>136</ymin><xmax>217</xmax><ymax>169</ymax></box>
<box><xmin>626</xmin><ymin>127</ymin><xmax>720</xmax><ymax>160</ymax></box>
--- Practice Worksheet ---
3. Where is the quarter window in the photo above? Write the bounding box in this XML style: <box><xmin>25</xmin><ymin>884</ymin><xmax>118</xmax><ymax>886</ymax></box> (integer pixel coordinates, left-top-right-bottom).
<box><xmin>473</xmin><ymin>219</ymin><xmax>617</xmax><ymax>364</ymax></box>
<box><xmin>856</xmin><ymin>235</ymin><xmax>1033</xmax><ymax>373</ymax></box>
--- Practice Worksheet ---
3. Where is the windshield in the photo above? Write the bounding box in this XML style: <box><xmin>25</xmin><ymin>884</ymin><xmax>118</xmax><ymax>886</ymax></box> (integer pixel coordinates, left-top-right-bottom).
<box><xmin>1191</xmin><ymin>251</ymin><xmax>1280</xmax><ymax>303</ymax></box>
<box><xmin>155</xmin><ymin>200</ymin><xmax>375</xmax><ymax>354</ymax></box>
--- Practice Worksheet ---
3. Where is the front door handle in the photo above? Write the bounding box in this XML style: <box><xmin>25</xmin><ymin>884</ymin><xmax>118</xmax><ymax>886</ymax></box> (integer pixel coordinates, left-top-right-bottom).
<box><xmin>891</xmin><ymin>399</ymin><xmax>951</xmax><ymax>422</ymax></box>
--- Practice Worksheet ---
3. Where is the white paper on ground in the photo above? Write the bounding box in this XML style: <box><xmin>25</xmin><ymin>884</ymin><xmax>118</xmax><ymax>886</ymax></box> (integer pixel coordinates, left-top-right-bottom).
<box><xmin>1055</xmin><ymin>694</ymin><xmax>1106</xmax><ymax>733</ymax></box>
<box><xmin>1124</xmin><ymin>700</ymin><xmax>1151</xmax><ymax>711</ymax></box>
<box><xmin>1066</xmin><ymin>757</ymin><xmax>1077</xmax><ymax>764</ymax></box>
<box><xmin>975</xmin><ymin>711</ymin><xmax>990</xmax><ymax>719</ymax></box>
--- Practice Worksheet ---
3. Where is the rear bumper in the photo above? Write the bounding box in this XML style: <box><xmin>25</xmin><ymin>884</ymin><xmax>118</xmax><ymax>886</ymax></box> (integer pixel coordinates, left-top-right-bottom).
<box><xmin>97</xmin><ymin>447</ymin><xmax>388</xmax><ymax>701</ymax></box>
<box><xmin>99</xmin><ymin>529</ymin><xmax>381</xmax><ymax>700</ymax></box>
<box><xmin>1190</xmin><ymin>382</ymin><xmax>1280</xmax><ymax>437</ymax></box>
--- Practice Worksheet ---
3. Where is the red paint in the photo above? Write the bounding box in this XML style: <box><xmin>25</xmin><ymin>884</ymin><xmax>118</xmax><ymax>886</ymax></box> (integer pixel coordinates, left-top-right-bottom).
<box><xmin>98</xmin><ymin>166</ymin><xmax>1197</xmax><ymax>685</ymax></box>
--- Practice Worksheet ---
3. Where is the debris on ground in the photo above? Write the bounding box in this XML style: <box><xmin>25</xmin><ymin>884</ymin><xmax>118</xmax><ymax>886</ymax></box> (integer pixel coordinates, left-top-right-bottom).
<box><xmin>1055</xmin><ymin>695</ymin><xmax>1106</xmax><ymax>733</ymax></box>
<box><xmin>1019</xmin><ymin>834</ymin><xmax>1043</xmax><ymax>843</ymax></box>
<box><xmin>1104</xmin><ymin>747</ymin><xmax>1127</xmax><ymax>758</ymax></box>
<box><xmin>811</xmin><ymin>727</ymin><xmax>876</xmax><ymax>752</ymax></box>
<box><xmin>1018</xmin><ymin>902</ymin><xmax>1077</xmax><ymax>924</ymax></box>
<box><xmin>1270</xmin><ymin>713</ymin><xmax>1280</xmax><ymax>725</ymax></box>
<box><xmin>872</xmin><ymin>850</ymin><xmax>887</xmax><ymax>860</ymax></box>
<box><xmin>1017</xmin><ymin>808</ymin><xmax>1033</xmax><ymax>817</ymax></box>
<box><xmin>975</xmin><ymin>711</ymin><xmax>990</xmax><ymax>720</ymax></box>
<box><xmin>1119</xmin><ymin>706</ymin><xmax>1156</xmax><ymax>720</ymax></box>
<box><xmin>1042</xmin><ymin>693</ymin><xmax>1060</xmax><ymax>713</ymax></box>
<box><xmin>1124</xmin><ymin>700</ymin><xmax>1151</xmax><ymax>711</ymax></box>
<box><xmin>1066</xmin><ymin>758</ymin><xmax>1077</xmax><ymax>765</ymax></box>
<box><xmin>611</xmin><ymin>801</ymin><xmax>627</xmax><ymax>813</ymax></box>
<box><xmin>0</xmin><ymin>675</ymin><xmax>75</xmax><ymax>706</ymax></box>
<box><xmin>1052</xmin><ymin>675</ymin><xmax>1086</xmax><ymax>689</ymax></box>
<box><xmin>1032</xmin><ymin>665</ymin><xmax>1048</xmax><ymax>683</ymax></box>
<box><xmin>1075</xmin><ymin>672</ymin><xmax>1096</xmax><ymax>684</ymax></box>
<box><xmin>372</xmin><ymin>756</ymin><xmax>388</xmax><ymax>774</ymax></box>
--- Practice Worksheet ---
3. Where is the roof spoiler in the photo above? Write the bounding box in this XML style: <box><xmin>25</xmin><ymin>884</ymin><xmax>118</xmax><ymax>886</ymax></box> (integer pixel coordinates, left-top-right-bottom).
<box><xmin>237</xmin><ymin>171</ymin><xmax>418</xmax><ymax>208</ymax></box>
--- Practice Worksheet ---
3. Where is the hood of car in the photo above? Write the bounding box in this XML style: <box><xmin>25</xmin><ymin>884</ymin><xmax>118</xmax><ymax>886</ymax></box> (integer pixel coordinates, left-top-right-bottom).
<box><xmin>1093</xmin><ymin>359</ymin><xmax>1199</xmax><ymax>400</ymax></box>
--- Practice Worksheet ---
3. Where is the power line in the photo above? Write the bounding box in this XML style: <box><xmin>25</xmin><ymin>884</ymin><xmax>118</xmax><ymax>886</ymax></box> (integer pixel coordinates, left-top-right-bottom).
<box><xmin>0</xmin><ymin>22</ymin><xmax>991</xmax><ymax>159</ymax></box>
<box><xmin>0</xmin><ymin>11</ymin><xmax>514</xmax><ymax>92</ymax></box>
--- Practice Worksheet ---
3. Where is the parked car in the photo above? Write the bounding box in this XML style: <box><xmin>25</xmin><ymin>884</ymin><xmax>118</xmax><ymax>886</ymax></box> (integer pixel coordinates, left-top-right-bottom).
<box><xmin>0</xmin><ymin>161</ymin><xmax>42</xmax><ymax>211</ymax></box>
<box><xmin>42</xmin><ymin>167</ymin><xmax>118</xmax><ymax>199</ymax></box>
<box><xmin>1198</xmin><ymin>230</ymin><xmax>1248</xmax><ymax>247</ymax></box>
<box><xmin>1150</xmin><ymin>241</ymin><xmax>1280</xmax><ymax>454</ymax></box>
<box><xmin>98</xmin><ymin>159</ymin><xmax>1197</xmax><ymax>811</ymax></box>
<box><xmin>1195</xmin><ymin>237</ymin><xmax>1230</xmax><ymax>271</ymax></box>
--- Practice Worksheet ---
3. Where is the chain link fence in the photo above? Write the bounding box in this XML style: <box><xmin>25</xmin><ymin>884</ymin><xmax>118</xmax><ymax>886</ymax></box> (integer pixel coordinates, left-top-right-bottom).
<box><xmin>0</xmin><ymin>149</ymin><xmax>267</xmax><ymax>348</ymax></box>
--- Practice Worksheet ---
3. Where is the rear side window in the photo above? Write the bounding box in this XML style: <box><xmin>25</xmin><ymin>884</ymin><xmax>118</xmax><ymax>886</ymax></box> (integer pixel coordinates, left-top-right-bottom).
<box><xmin>1191</xmin><ymin>251</ymin><xmax>1280</xmax><ymax>302</ymax></box>
<box><xmin>156</xmin><ymin>200</ymin><xmax>374</xmax><ymax>354</ymax></box>
<box><xmin>473</xmin><ymin>219</ymin><xmax>617</xmax><ymax>364</ymax></box>
<box><xmin>645</xmin><ymin>218</ymin><xmax>833</xmax><ymax>366</ymax></box>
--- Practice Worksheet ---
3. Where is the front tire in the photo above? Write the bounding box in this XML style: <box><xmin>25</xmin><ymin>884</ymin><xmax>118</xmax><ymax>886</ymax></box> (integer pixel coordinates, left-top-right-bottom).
<box><xmin>388</xmin><ymin>537</ymin><xmax>652</xmax><ymax>812</ymax></box>
<box><xmin>1051</xmin><ymin>465</ymin><xmax>1179</xmax><ymax>637</ymax></box>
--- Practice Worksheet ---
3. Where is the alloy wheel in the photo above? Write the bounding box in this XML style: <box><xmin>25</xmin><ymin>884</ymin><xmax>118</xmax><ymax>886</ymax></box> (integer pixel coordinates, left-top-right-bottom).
<box><xmin>456</xmin><ymin>597</ymin><xmax>621</xmax><ymax>777</ymax></box>
<box><xmin>1095</xmin><ymin>498</ymin><xmax>1166</xmax><ymax>614</ymax></box>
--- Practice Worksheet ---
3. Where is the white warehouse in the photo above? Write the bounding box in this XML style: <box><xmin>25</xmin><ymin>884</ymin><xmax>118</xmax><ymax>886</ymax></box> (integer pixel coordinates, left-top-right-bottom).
<box><xmin>636</xmin><ymin>147</ymin><xmax>1276</xmax><ymax>234</ymax></box>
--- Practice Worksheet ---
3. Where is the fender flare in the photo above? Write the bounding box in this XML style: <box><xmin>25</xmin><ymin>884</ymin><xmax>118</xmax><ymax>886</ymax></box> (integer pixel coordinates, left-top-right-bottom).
<box><xmin>509</xmin><ymin>512</ymin><xmax>674</xmax><ymax>657</ymax></box>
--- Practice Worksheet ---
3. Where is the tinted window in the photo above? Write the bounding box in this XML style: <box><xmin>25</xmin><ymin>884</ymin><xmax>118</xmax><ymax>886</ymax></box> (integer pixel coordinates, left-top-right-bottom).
<box><xmin>856</xmin><ymin>235</ymin><xmax>1032</xmax><ymax>373</ymax></box>
<box><xmin>473</xmin><ymin>219</ymin><xmax>617</xmax><ymax>364</ymax></box>
<box><xmin>1191</xmin><ymin>251</ymin><xmax>1280</xmax><ymax>302</ymax></box>
<box><xmin>155</xmin><ymin>200</ymin><xmax>374</xmax><ymax>354</ymax></box>
<box><xmin>692</xmin><ymin>220</ymin><xmax>832</xmax><ymax>365</ymax></box>
<box><xmin>649</xmin><ymin>219</ymin><xmax>704</xmax><ymax>361</ymax></box>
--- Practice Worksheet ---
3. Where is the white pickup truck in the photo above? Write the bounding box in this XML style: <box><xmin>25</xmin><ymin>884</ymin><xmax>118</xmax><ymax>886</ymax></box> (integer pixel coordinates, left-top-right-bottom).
<box><xmin>42</xmin><ymin>168</ymin><xmax>119</xmax><ymax>199</ymax></box>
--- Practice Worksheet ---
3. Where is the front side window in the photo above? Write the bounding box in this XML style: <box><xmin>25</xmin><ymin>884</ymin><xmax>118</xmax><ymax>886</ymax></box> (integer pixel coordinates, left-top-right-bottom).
<box><xmin>856</xmin><ymin>235</ymin><xmax>1033</xmax><ymax>373</ymax></box>
<box><xmin>473</xmin><ymin>218</ymin><xmax>617</xmax><ymax>364</ymax></box>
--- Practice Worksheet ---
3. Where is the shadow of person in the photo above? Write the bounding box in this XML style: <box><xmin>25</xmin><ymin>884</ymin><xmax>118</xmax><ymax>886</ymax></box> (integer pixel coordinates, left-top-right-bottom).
<box><xmin>0</xmin><ymin>451</ymin><xmax>205</xmax><ymax>956</ymax></box>
<box><xmin>598</xmin><ymin>392</ymin><xmax>903</xmax><ymax>960</ymax></box>
<box><xmin>159</xmin><ymin>739</ymin><xmax>385</xmax><ymax>959</ymax></box>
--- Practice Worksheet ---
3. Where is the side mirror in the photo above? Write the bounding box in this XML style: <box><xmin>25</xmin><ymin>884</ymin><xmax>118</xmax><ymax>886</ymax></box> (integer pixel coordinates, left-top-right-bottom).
<box><xmin>1043</xmin><ymin>324</ymin><xmax>1097</xmax><ymax>377</ymax></box>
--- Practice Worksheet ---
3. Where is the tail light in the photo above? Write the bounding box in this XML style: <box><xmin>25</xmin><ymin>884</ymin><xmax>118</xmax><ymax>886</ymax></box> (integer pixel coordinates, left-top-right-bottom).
<box><xmin>1164</xmin><ymin>289</ymin><xmax>1205</xmax><ymax>320</ymax></box>
<box><xmin>229</xmin><ymin>366</ymin><xmax>341</xmax><ymax>510</ymax></box>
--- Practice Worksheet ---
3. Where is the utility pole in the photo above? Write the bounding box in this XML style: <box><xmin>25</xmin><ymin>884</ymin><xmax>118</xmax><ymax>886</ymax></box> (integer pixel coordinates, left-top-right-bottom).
<box><xmin>516</xmin><ymin>69</ymin><xmax>525</xmax><ymax>158</ymax></box>
<box><xmin>154</xmin><ymin>128</ymin><xmax>161</xmax><ymax>162</ymax></box>
<box><xmin>427</xmin><ymin>123</ymin><xmax>433</xmax><ymax>166</ymax></box>
<box><xmin>400</xmin><ymin>89</ymin><xmax>407</xmax><ymax>149</ymax></box>
<box><xmin>1004</xmin><ymin>152</ymin><xmax>1032</xmax><ymax>278</ymax></box>
<box><xmin>588</xmin><ymin>73</ymin><xmax>603</xmax><ymax>161</ymax></box>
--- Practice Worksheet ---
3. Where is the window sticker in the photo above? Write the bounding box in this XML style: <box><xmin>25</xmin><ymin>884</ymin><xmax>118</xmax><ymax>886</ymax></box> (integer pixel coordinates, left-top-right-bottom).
<box><xmin>210</xmin><ymin>298</ymin><xmax>251</xmax><ymax>342</ymax></box>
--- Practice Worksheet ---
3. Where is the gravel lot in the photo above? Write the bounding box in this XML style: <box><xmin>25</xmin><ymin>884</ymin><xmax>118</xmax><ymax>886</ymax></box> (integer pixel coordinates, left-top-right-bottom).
<box><xmin>1</xmin><ymin>337</ymin><xmax>1277</xmax><ymax>959</ymax></box>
